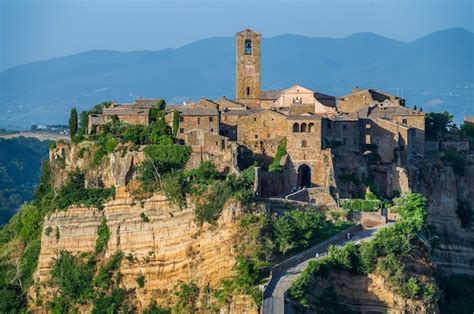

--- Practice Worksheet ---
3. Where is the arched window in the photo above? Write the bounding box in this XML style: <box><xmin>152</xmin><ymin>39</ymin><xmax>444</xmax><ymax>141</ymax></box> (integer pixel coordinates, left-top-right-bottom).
<box><xmin>244</xmin><ymin>39</ymin><xmax>252</xmax><ymax>55</ymax></box>
<box><xmin>293</xmin><ymin>123</ymin><xmax>300</xmax><ymax>132</ymax></box>
<box><xmin>301</xmin><ymin>123</ymin><xmax>307</xmax><ymax>132</ymax></box>
<box><xmin>308</xmin><ymin>123</ymin><xmax>315</xmax><ymax>133</ymax></box>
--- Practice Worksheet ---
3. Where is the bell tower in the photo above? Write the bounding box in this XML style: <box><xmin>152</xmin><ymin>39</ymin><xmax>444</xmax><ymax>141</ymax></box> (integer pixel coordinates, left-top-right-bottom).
<box><xmin>235</xmin><ymin>29</ymin><xmax>261</xmax><ymax>108</ymax></box>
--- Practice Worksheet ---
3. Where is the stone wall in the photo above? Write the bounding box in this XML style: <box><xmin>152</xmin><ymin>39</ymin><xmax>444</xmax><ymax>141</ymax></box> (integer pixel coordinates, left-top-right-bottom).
<box><xmin>237</xmin><ymin>110</ymin><xmax>287</xmax><ymax>143</ymax></box>
<box><xmin>176</xmin><ymin>114</ymin><xmax>219</xmax><ymax>140</ymax></box>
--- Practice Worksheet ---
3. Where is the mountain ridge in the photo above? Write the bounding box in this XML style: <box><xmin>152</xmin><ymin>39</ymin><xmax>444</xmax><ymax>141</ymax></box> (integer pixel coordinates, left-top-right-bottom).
<box><xmin>0</xmin><ymin>28</ymin><xmax>472</xmax><ymax>128</ymax></box>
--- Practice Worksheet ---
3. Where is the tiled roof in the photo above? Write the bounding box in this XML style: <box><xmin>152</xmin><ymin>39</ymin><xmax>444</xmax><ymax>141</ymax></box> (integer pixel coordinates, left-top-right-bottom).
<box><xmin>214</xmin><ymin>97</ymin><xmax>247</xmax><ymax>109</ymax></box>
<box><xmin>260</xmin><ymin>90</ymin><xmax>282</xmax><ymax>100</ymax></box>
<box><xmin>330</xmin><ymin>112</ymin><xmax>359</xmax><ymax>121</ymax></box>
<box><xmin>102</xmin><ymin>107</ymin><xmax>149</xmax><ymax>116</ymax></box>
<box><xmin>464</xmin><ymin>116</ymin><xmax>474</xmax><ymax>124</ymax></box>
<box><xmin>368</xmin><ymin>106</ymin><xmax>423</xmax><ymax>120</ymax></box>
<box><xmin>178</xmin><ymin>107</ymin><xmax>219</xmax><ymax>116</ymax></box>
<box><xmin>314</xmin><ymin>92</ymin><xmax>337</xmax><ymax>107</ymax></box>
<box><xmin>134</xmin><ymin>98</ymin><xmax>163</xmax><ymax>108</ymax></box>
<box><xmin>221</xmin><ymin>109</ymin><xmax>264</xmax><ymax>116</ymax></box>
<box><xmin>287</xmin><ymin>114</ymin><xmax>321</xmax><ymax>120</ymax></box>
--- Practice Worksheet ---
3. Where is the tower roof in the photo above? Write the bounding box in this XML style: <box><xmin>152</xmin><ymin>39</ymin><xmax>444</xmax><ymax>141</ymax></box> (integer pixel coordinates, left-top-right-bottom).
<box><xmin>236</xmin><ymin>28</ymin><xmax>261</xmax><ymax>36</ymax></box>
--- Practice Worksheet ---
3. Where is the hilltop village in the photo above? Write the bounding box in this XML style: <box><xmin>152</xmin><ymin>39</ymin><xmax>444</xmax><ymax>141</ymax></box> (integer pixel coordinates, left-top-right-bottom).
<box><xmin>88</xmin><ymin>28</ymin><xmax>425</xmax><ymax>201</ymax></box>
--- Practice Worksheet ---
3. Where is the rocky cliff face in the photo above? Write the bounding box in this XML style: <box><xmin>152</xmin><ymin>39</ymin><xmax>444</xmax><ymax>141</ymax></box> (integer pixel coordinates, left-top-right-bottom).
<box><xmin>50</xmin><ymin>142</ymin><xmax>144</xmax><ymax>189</ymax></box>
<box><xmin>306</xmin><ymin>272</ymin><xmax>435</xmax><ymax>314</ymax></box>
<box><xmin>33</xmin><ymin>187</ymin><xmax>257</xmax><ymax>312</ymax></box>
<box><xmin>415</xmin><ymin>156</ymin><xmax>474</xmax><ymax>275</ymax></box>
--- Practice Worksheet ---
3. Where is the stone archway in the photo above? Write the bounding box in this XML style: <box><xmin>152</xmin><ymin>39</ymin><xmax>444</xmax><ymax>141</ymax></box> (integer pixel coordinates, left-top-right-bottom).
<box><xmin>298</xmin><ymin>164</ymin><xmax>312</xmax><ymax>188</ymax></box>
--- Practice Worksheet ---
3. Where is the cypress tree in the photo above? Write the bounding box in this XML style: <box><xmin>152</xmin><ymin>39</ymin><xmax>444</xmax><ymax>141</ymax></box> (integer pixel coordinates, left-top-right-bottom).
<box><xmin>69</xmin><ymin>107</ymin><xmax>78</xmax><ymax>138</ymax></box>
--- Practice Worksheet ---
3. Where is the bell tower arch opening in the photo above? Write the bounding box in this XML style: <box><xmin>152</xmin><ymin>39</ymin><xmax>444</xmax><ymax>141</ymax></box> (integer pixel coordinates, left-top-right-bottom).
<box><xmin>236</xmin><ymin>29</ymin><xmax>261</xmax><ymax>108</ymax></box>
<box><xmin>298</xmin><ymin>164</ymin><xmax>312</xmax><ymax>188</ymax></box>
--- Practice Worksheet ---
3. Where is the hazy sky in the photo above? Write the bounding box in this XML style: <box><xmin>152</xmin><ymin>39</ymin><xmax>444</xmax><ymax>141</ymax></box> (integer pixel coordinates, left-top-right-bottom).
<box><xmin>1</xmin><ymin>0</ymin><xmax>473</xmax><ymax>70</ymax></box>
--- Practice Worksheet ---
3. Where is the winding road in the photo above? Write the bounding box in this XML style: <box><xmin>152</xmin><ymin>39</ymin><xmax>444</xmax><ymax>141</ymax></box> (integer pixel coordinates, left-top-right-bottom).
<box><xmin>262</xmin><ymin>225</ymin><xmax>382</xmax><ymax>314</ymax></box>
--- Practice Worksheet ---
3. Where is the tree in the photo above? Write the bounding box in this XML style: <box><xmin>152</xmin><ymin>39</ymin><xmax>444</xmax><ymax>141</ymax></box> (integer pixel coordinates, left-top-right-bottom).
<box><xmin>425</xmin><ymin>111</ymin><xmax>453</xmax><ymax>141</ymax></box>
<box><xmin>69</xmin><ymin>108</ymin><xmax>78</xmax><ymax>139</ymax></box>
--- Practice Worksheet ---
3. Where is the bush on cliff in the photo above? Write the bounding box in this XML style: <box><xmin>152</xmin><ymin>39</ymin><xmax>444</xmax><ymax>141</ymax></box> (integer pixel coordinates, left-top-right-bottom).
<box><xmin>269</xmin><ymin>138</ymin><xmax>287</xmax><ymax>172</ymax></box>
<box><xmin>288</xmin><ymin>193</ymin><xmax>439</xmax><ymax>311</ymax></box>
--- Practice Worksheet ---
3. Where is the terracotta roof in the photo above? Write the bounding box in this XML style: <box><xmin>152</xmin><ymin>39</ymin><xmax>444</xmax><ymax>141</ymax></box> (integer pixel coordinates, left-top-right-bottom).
<box><xmin>260</xmin><ymin>90</ymin><xmax>282</xmax><ymax>100</ymax></box>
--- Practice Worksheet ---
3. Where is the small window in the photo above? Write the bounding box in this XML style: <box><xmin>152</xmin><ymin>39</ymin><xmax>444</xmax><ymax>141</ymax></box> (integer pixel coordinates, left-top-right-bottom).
<box><xmin>247</xmin><ymin>87</ymin><xmax>251</xmax><ymax>96</ymax></box>
<box><xmin>244</xmin><ymin>39</ymin><xmax>252</xmax><ymax>55</ymax></box>
<box><xmin>402</xmin><ymin>118</ymin><xmax>408</xmax><ymax>124</ymax></box>
<box><xmin>254</xmin><ymin>117</ymin><xmax>257</xmax><ymax>122</ymax></box>
<box><xmin>302</xmin><ymin>140</ymin><xmax>307</xmax><ymax>147</ymax></box>
<box><xmin>365</xmin><ymin>134</ymin><xmax>371</xmax><ymax>144</ymax></box>
<box><xmin>365</xmin><ymin>124</ymin><xmax>371</xmax><ymax>129</ymax></box>
<box><xmin>209</xmin><ymin>117</ymin><xmax>214</xmax><ymax>122</ymax></box>
<box><xmin>255</xmin><ymin>134</ymin><xmax>258</xmax><ymax>139</ymax></box>
<box><xmin>293</xmin><ymin>123</ymin><xmax>300</xmax><ymax>133</ymax></box>
<box><xmin>221</xmin><ymin>139</ymin><xmax>225</xmax><ymax>150</ymax></box>
<box><xmin>179</xmin><ymin>116</ymin><xmax>184</xmax><ymax>122</ymax></box>
<box><xmin>197</xmin><ymin>117</ymin><xmax>200</xmax><ymax>125</ymax></box>
<box><xmin>179</xmin><ymin>128</ymin><xmax>184</xmax><ymax>134</ymax></box>
<box><xmin>210</xmin><ymin>128</ymin><xmax>214</xmax><ymax>133</ymax></box>
<box><xmin>343</xmin><ymin>125</ymin><xmax>347</xmax><ymax>130</ymax></box>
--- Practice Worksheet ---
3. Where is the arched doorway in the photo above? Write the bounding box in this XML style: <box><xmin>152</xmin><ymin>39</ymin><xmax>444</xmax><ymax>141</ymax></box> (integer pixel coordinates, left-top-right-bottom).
<box><xmin>298</xmin><ymin>164</ymin><xmax>311</xmax><ymax>188</ymax></box>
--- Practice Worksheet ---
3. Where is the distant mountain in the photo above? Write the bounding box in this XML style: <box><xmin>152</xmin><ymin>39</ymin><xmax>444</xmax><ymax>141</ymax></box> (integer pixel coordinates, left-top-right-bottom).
<box><xmin>0</xmin><ymin>28</ymin><xmax>473</xmax><ymax>128</ymax></box>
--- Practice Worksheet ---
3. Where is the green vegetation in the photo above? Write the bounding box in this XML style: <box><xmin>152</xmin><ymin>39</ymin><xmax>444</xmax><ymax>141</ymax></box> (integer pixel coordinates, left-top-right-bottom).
<box><xmin>425</xmin><ymin>111</ymin><xmax>453</xmax><ymax>141</ymax></box>
<box><xmin>460</xmin><ymin>123</ymin><xmax>474</xmax><ymax>138</ymax></box>
<box><xmin>289</xmin><ymin>193</ymin><xmax>439</xmax><ymax>311</ymax></box>
<box><xmin>50</xmin><ymin>251</ymin><xmax>95</xmax><ymax>304</ymax></box>
<box><xmin>273</xmin><ymin>210</ymin><xmax>325</xmax><ymax>255</ymax></box>
<box><xmin>0</xmin><ymin>137</ymin><xmax>50</xmax><ymax>225</ymax></box>
<box><xmin>139</xmin><ymin>145</ymin><xmax>192</xmax><ymax>189</ymax></box>
<box><xmin>269</xmin><ymin>138</ymin><xmax>287</xmax><ymax>172</ymax></box>
<box><xmin>48</xmin><ymin>250</ymin><xmax>129</xmax><ymax>313</ymax></box>
<box><xmin>136</xmin><ymin>274</ymin><xmax>145</xmax><ymax>288</ymax></box>
<box><xmin>69</xmin><ymin>107</ymin><xmax>78</xmax><ymax>139</ymax></box>
<box><xmin>144</xmin><ymin>301</ymin><xmax>172</xmax><ymax>314</ymax></box>
<box><xmin>140</xmin><ymin>212</ymin><xmax>150</xmax><ymax>223</ymax></box>
<box><xmin>338</xmin><ymin>189</ymin><xmax>382</xmax><ymax>212</ymax></box>
<box><xmin>95</xmin><ymin>218</ymin><xmax>111</xmax><ymax>254</ymax></box>
<box><xmin>175</xmin><ymin>281</ymin><xmax>200</xmax><ymax>313</ymax></box>
<box><xmin>172</xmin><ymin>111</ymin><xmax>180</xmax><ymax>137</ymax></box>
<box><xmin>442</xmin><ymin>150</ymin><xmax>466</xmax><ymax>175</ymax></box>
<box><xmin>55</xmin><ymin>169</ymin><xmax>115</xmax><ymax>210</ymax></box>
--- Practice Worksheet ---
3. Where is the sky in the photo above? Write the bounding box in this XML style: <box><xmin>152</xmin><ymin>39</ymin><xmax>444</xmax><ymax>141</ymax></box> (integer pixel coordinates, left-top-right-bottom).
<box><xmin>1</xmin><ymin>0</ymin><xmax>473</xmax><ymax>71</ymax></box>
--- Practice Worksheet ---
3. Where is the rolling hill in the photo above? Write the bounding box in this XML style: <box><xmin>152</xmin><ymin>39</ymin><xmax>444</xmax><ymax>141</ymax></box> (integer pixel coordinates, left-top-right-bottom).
<box><xmin>0</xmin><ymin>27</ymin><xmax>472</xmax><ymax>128</ymax></box>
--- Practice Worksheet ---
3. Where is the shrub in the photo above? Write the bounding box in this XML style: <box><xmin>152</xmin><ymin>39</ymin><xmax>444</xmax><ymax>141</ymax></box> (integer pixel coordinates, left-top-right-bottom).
<box><xmin>94</xmin><ymin>251</ymin><xmax>124</xmax><ymax>289</ymax></box>
<box><xmin>95</xmin><ymin>218</ymin><xmax>110</xmax><ymax>254</ymax></box>
<box><xmin>162</xmin><ymin>170</ymin><xmax>188</xmax><ymax>208</ymax></box>
<box><xmin>135</xmin><ymin>274</ymin><xmax>145</xmax><ymax>288</ymax></box>
<box><xmin>50</xmin><ymin>251</ymin><xmax>95</xmax><ymax>302</ymax></box>
<box><xmin>55</xmin><ymin>226</ymin><xmax>60</xmax><ymax>240</ymax></box>
<box><xmin>175</xmin><ymin>281</ymin><xmax>199</xmax><ymax>314</ymax></box>
<box><xmin>45</xmin><ymin>226</ymin><xmax>53</xmax><ymax>236</ymax></box>
<box><xmin>92</xmin><ymin>288</ymin><xmax>127</xmax><ymax>314</ymax></box>
<box><xmin>195</xmin><ymin>180</ymin><xmax>233</xmax><ymax>225</ymax></box>
<box><xmin>139</xmin><ymin>145</ymin><xmax>191</xmax><ymax>188</ymax></box>
<box><xmin>140</xmin><ymin>212</ymin><xmax>150</xmax><ymax>223</ymax></box>
<box><xmin>144</xmin><ymin>301</ymin><xmax>172</xmax><ymax>314</ymax></box>
<box><xmin>269</xmin><ymin>139</ymin><xmax>287</xmax><ymax>172</ymax></box>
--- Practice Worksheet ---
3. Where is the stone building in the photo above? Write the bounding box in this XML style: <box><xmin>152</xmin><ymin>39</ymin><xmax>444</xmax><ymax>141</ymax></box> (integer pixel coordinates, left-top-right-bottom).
<box><xmin>86</xmin><ymin>28</ymin><xmax>427</xmax><ymax>200</ymax></box>
<box><xmin>87</xmin><ymin>102</ymin><xmax>150</xmax><ymax>134</ymax></box>
<box><xmin>235</xmin><ymin>29</ymin><xmax>261</xmax><ymax>108</ymax></box>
